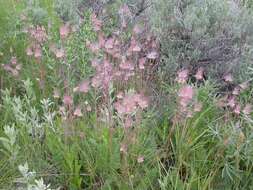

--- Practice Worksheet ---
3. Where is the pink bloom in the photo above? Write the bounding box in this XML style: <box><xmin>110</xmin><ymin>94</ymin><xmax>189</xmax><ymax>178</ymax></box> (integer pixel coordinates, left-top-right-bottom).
<box><xmin>243</xmin><ymin>104</ymin><xmax>252</xmax><ymax>115</ymax></box>
<box><xmin>132</xmin><ymin>44</ymin><xmax>141</xmax><ymax>52</ymax></box>
<box><xmin>139</xmin><ymin>57</ymin><xmax>146</xmax><ymax>70</ymax></box>
<box><xmin>232</xmin><ymin>87</ymin><xmax>240</xmax><ymax>96</ymax></box>
<box><xmin>137</xmin><ymin>156</ymin><xmax>144</xmax><ymax>163</ymax></box>
<box><xmin>60</xmin><ymin>24</ymin><xmax>70</xmax><ymax>39</ymax></box>
<box><xmin>223</xmin><ymin>74</ymin><xmax>233</xmax><ymax>82</ymax></box>
<box><xmin>124</xmin><ymin>117</ymin><xmax>133</xmax><ymax>128</ymax></box>
<box><xmin>26</xmin><ymin>47</ymin><xmax>33</xmax><ymax>56</ymax></box>
<box><xmin>117</xmin><ymin>91</ymin><xmax>124</xmax><ymax>99</ymax></box>
<box><xmin>227</xmin><ymin>96</ymin><xmax>236</xmax><ymax>108</ymax></box>
<box><xmin>63</xmin><ymin>95</ymin><xmax>73</xmax><ymax>106</ymax></box>
<box><xmin>76</xmin><ymin>80</ymin><xmax>90</xmax><ymax>93</ymax></box>
<box><xmin>147</xmin><ymin>51</ymin><xmax>158</xmax><ymax>59</ymax></box>
<box><xmin>186</xmin><ymin>110</ymin><xmax>193</xmax><ymax>118</ymax></box>
<box><xmin>176</xmin><ymin>69</ymin><xmax>189</xmax><ymax>84</ymax></box>
<box><xmin>120</xmin><ymin>144</ymin><xmax>127</xmax><ymax>153</ymax></box>
<box><xmin>74</xmin><ymin>107</ymin><xmax>83</xmax><ymax>117</ymax></box>
<box><xmin>86</xmin><ymin>105</ymin><xmax>92</xmax><ymax>112</ymax></box>
<box><xmin>105</xmin><ymin>38</ymin><xmax>114</xmax><ymax>49</ymax></box>
<box><xmin>54</xmin><ymin>48</ymin><xmax>65</xmax><ymax>59</ymax></box>
<box><xmin>195</xmin><ymin>67</ymin><xmax>204</xmax><ymax>80</ymax></box>
<box><xmin>133</xmin><ymin>24</ymin><xmax>142</xmax><ymax>34</ymax></box>
<box><xmin>91</xmin><ymin>13</ymin><xmax>102</xmax><ymax>32</ymax></box>
<box><xmin>15</xmin><ymin>64</ymin><xmax>21</xmax><ymax>71</ymax></box>
<box><xmin>34</xmin><ymin>47</ymin><xmax>42</xmax><ymax>58</ymax></box>
<box><xmin>178</xmin><ymin>85</ymin><xmax>194</xmax><ymax>100</ymax></box>
<box><xmin>10</xmin><ymin>57</ymin><xmax>17</xmax><ymax>65</ymax></box>
<box><xmin>233</xmin><ymin>104</ymin><xmax>241</xmax><ymax>115</ymax></box>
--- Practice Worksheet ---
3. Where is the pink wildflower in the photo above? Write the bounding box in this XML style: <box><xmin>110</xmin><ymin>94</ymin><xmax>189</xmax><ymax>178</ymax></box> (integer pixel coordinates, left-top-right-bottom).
<box><xmin>63</xmin><ymin>95</ymin><xmax>73</xmax><ymax>106</ymax></box>
<box><xmin>223</xmin><ymin>73</ymin><xmax>233</xmax><ymax>82</ymax></box>
<box><xmin>91</xmin><ymin>13</ymin><xmax>102</xmax><ymax>32</ymax></box>
<box><xmin>227</xmin><ymin>96</ymin><xmax>236</xmax><ymax>108</ymax></box>
<box><xmin>137</xmin><ymin>156</ymin><xmax>144</xmax><ymax>163</ymax></box>
<box><xmin>60</xmin><ymin>24</ymin><xmax>70</xmax><ymax>39</ymax></box>
<box><xmin>195</xmin><ymin>67</ymin><xmax>204</xmax><ymax>80</ymax></box>
<box><xmin>147</xmin><ymin>51</ymin><xmax>158</xmax><ymax>59</ymax></box>
<box><xmin>243</xmin><ymin>104</ymin><xmax>252</xmax><ymax>115</ymax></box>
<box><xmin>26</xmin><ymin>47</ymin><xmax>33</xmax><ymax>56</ymax></box>
<box><xmin>74</xmin><ymin>107</ymin><xmax>83</xmax><ymax>117</ymax></box>
<box><xmin>76</xmin><ymin>80</ymin><xmax>90</xmax><ymax>93</ymax></box>
<box><xmin>233</xmin><ymin>104</ymin><xmax>241</xmax><ymax>115</ymax></box>
<box><xmin>176</xmin><ymin>69</ymin><xmax>189</xmax><ymax>84</ymax></box>
<box><xmin>232</xmin><ymin>87</ymin><xmax>240</xmax><ymax>96</ymax></box>
<box><xmin>54</xmin><ymin>48</ymin><xmax>65</xmax><ymax>59</ymax></box>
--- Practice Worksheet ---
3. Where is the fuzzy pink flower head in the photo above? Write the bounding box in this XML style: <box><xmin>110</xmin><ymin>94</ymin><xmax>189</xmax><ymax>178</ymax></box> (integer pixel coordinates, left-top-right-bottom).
<box><xmin>105</xmin><ymin>38</ymin><xmax>114</xmax><ymax>49</ymax></box>
<box><xmin>54</xmin><ymin>48</ymin><xmax>65</xmax><ymax>59</ymax></box>
<box><xmin>233</xmin><ymin>104</ymin><xmax>241</xmax><ymax>115</ymax></box>
<box><xmin>76</xmin><ymin>80</ymin><xmax>90</xmax><ymax>93</ymax></box>
<box><xmin>117</xmin><ymin>91</ymin><xmax>124</xmax><ymax>99</ymax></box>
<box><xmin>139</xmin><ymin>57</ymin><xmax>146</xmax><ymax>70</ymax></box>
<box><xmin>227</xmin><ymin>96</ymin><xmax>236</xmax><ymax>108</ymax></box>
<box><xmin>86</xmin><ymin>105</ymin><xmax>92</xmax><ymax>112</ymax></box>
<box><xmin>132</xmin><ymin>43</ymin><xmax>142</xmax><ymax>52</ymax></box>
<box><xmin>178</xmin><ymin>85</ymin><xmax>194</xmax><ymax>100</ymax></box>
<box><xmin>120</xmin><ymin>144</ymin><xmax>127</xmax><ymax>154</ymax></box>
<box><xmin>232</xmin><ymin>87</ymin><xmax>240</xmax><ymax>96</ymax></box>
<box><xmin>195</xmin><ymin>67</ymin><xmax>204</xmax><ymax>80</ymax></box>
<box><xmin>147</xmin><ymin>51</ymin><xmax>158</xmax><ymax>60</ymax></box>
<box><xmin>29</xmin><ymin>25</ymin><xmax>48</xmax><ymax>43</ymax></box>
<box><xmin>10</xmin><ymin>57</ymin><xmax>17</xmax><ymax>65</ymax></box>
<box><xmin>137</xmin><ymin>156</ymin><xmax>144</xmax><ymax>163</ymax></box>
<box><xmin>133</xmin><ymin>24</ymin><xmax>142</xmax><ymax>35</ymax></box>
<box><xmin>60</xmin><ymin>24</ymin><xmax>70</xmax><ymax>39</ymax></box>
<box><xmin>176</xmin><ymin>69</ymin><xmax>189</xmax><ymax>84</ymax></box>
<box><xmin>63</xmin><ymin>95</ymin><xmax>73</xmax><ymax>106</ymax></box>
<box><xmin>223</xmin><ymin>73</ymin><xmax>233</xmax><ymax>82</ymax></box>
<box><xmin>34</xmin><ymin>46</ymin><xmax>42</xmax><ymax>59</ymax></box>
<box><xmin>243</xmin><ymin>104</ymin><xmax>252</xmax><ymax>115</ymax></box>
<box><xmin>124</xmin><ymin>117</ymin><xmax>133</xmax><ymax>128</ymax></box>
<box><xmin>26</xmin><ymin>47</ymin><xmax>33</xmax><ymax>56</ymax></box>
<box><xmin>91</xmin><ymin>13</ymin><xmax>102</xmax><ymax>32</ymax></box>
<box><xmin>74</xmin><ymin>107</ymin><xmax>83</xmax><ymax>117</ymax></box>
<box><xmin>120</xmin><ymin>60</ymin><xmax>134</xmax><ymax>71</ymax></box>
<box><xmin>134</xmin><ymin>94</ymin><xmax>149</xmax><ymax>109</ymax></box>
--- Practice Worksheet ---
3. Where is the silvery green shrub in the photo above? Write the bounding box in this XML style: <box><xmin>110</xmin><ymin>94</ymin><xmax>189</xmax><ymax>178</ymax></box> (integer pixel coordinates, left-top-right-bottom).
<box><xmin>148</xmin><ymin>0</ymin><xmax>253</xmax><ymax>82</ymax></box>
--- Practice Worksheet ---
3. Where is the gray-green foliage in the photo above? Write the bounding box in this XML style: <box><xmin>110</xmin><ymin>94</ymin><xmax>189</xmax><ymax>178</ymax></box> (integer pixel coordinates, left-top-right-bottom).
<box><xmin>149</xmin><ymin>0</ymin><xmax>253</xmax><ymax>81</ymax></box>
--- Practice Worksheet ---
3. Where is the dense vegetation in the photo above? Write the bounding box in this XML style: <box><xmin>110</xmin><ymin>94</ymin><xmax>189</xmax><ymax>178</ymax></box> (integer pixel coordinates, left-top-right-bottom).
<box><xmin>0</xmin><ymin>0</ymin><xmax>253</xmax><ymax>189</ymax></box>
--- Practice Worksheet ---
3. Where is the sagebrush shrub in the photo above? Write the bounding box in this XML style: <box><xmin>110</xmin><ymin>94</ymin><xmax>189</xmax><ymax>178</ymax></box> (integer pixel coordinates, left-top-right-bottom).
<box><xmin>149</xmin><ymin>0</ymin><xmax>253</xmax><ymax>82</ymax></box>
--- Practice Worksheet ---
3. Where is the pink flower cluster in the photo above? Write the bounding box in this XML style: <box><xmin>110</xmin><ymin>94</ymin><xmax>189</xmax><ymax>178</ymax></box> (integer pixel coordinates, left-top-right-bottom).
<box><xmin>218</xmin><ymin>80</ymin><xmax>252</xmax><ymax>116</ymax></box>
<box><xmin>114</xmin><ymin>92</ymin><xmax>148</xmax><ymax>115</ymax></box>
<box><xmin>175</xmin><ymin>67</ymin><xmax>205</xmax><ymax>118</ymax></box>
<box><xmin>26</xmin><ymin>25</ymin><xmax>48</xmax><ymax>60</ymax></box>
<box><xmin>2</xmin><ymin>57</ymin><xmax>21</xmax><ymax>77</ymax></box>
